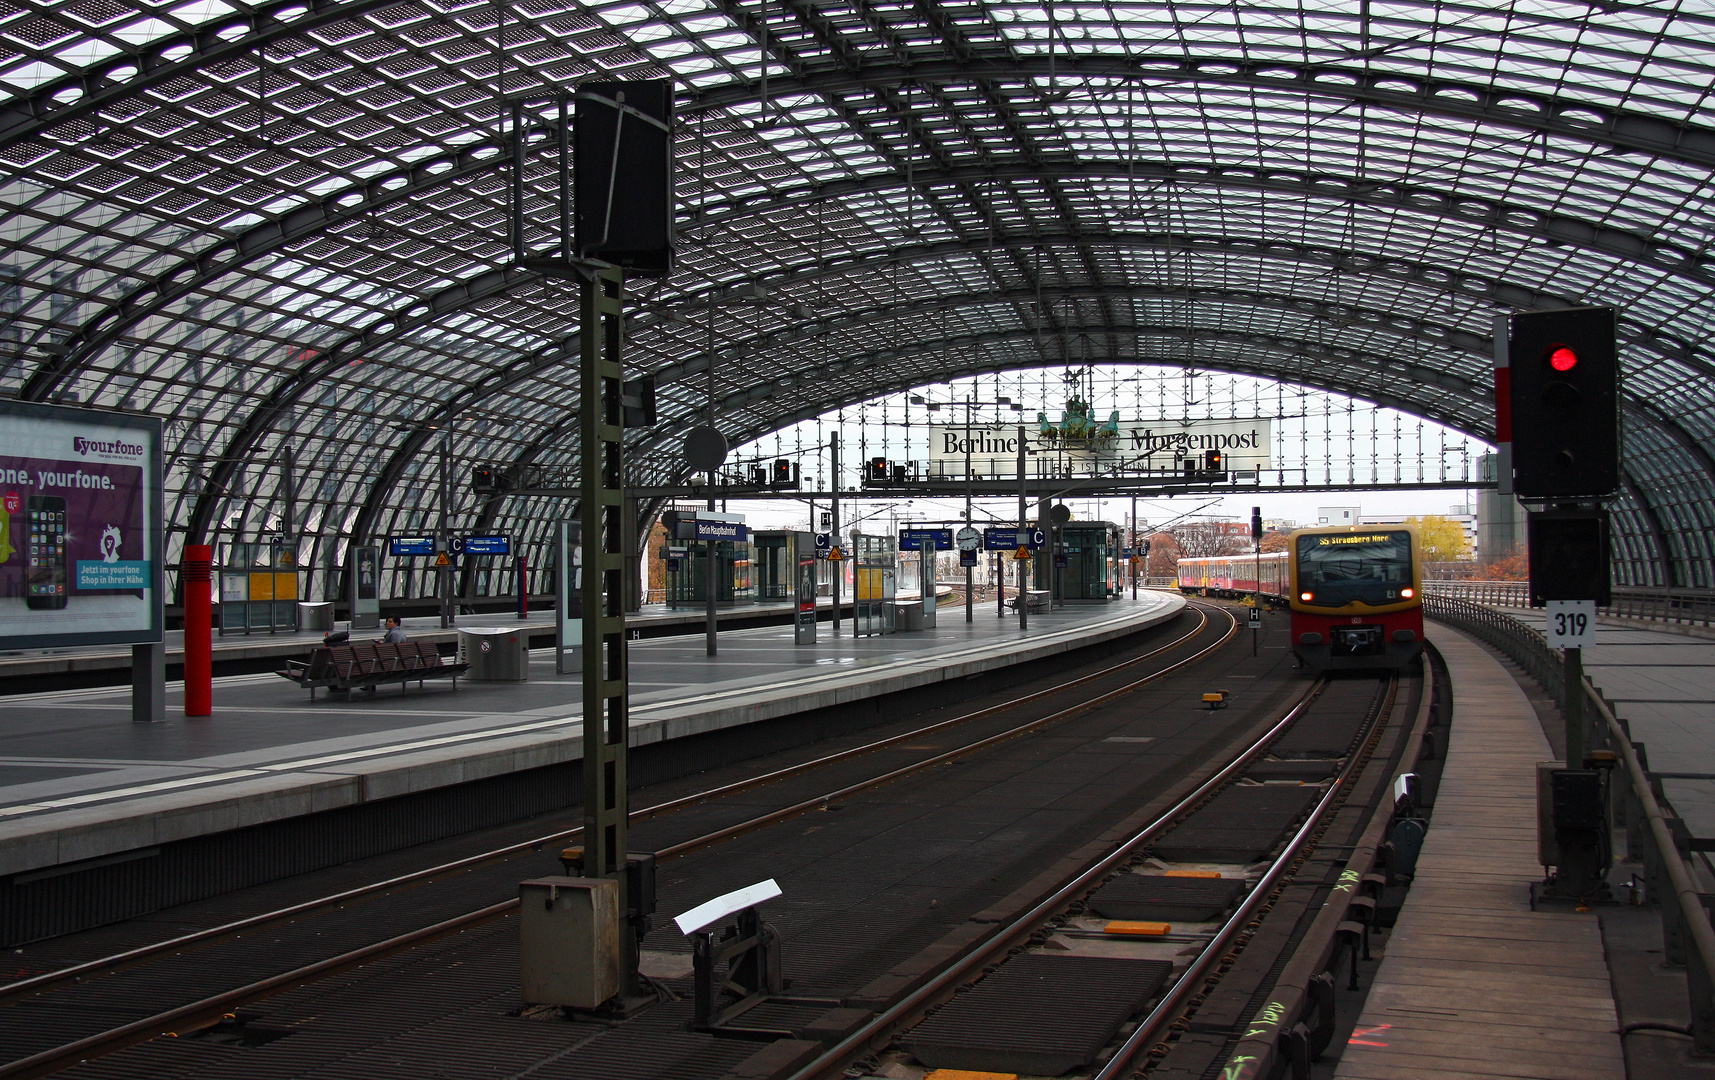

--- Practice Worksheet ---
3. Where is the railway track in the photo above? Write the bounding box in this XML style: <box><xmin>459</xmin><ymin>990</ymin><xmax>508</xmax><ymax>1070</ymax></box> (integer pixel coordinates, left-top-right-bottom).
<box><xmin>782</xmin><ymin>660</ymin><xmax>1424</xmax><ymax>1080</ymax></box>
<box><xmin>0</xmin><ymin>602</ymin><xmax>1238</xmax><ymax>1079</ymax></box>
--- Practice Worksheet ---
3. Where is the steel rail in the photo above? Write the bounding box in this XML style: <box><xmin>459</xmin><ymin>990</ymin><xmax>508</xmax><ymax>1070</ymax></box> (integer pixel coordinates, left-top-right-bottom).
<box><xmin>655</xmin><ymin>604</ymin><xmax>1239</xmax><ymax>861</ymax></box>
<box><xmin>0</xmin><ymin>900</ymin><xmax>520</xmax><ymax>1080</ymax></box>
<box><xmin>782</xmin><ymin>668</ymin><xmax>1344</xmax><ymax>1080</ymax></box>
<box><xmin>0</xmin><ymin>604</ymin><xmax>1233</xmax><ymax>1078</ymax></box>
<box><xmin>1093</xmin><ymin>673</ymin><xmax>1400</xmax><ymax>1080</ymax></box>
<box><xmin>0</xmin><ymin>605</ymin><xmax>1215</xmax><ymax>1010</ymax></box>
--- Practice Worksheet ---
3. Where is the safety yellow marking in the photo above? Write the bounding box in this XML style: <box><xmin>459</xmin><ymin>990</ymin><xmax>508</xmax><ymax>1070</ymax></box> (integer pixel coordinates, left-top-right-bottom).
<box><xmin>1103</xmin><ymin>921</ymin><xmax>1171</xmax><ymax>936</ymax></box>
<box><xmin>1164</xmin><ymin>869</ymin><xmax>1222</xmax><ymax>878</ymax></box>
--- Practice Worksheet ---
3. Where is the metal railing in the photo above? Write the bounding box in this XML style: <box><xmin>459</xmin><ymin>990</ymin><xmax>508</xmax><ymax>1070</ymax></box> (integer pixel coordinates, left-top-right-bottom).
<box><xmin>1426</xmin><ymin>593</ymin><xmax>1715</xmax><ymax>1052</ymax></box>
<box><xmin>1422</xmin><ymin>580</ymin><xmax>1529</xmax><ymax>607</ymax></box>
<box><xmin>1424</xmin><ymin>580</ymin><xmax>1715</xmax><ymax>628</ymax></box>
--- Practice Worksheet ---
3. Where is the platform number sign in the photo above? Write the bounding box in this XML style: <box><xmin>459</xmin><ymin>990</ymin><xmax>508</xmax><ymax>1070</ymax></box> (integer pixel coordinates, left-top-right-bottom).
<box><xmin>1545</xmin><ymin>600</ymin><xmax>1597</xmax><ymax>649</ymax></box>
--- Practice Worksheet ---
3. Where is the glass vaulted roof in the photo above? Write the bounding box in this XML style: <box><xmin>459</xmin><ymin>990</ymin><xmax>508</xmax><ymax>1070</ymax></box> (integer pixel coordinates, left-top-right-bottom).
<box><xmin>2</xmin><ymin>0</ymin><xmax>1714</xmax><ymax>587</ymax></box>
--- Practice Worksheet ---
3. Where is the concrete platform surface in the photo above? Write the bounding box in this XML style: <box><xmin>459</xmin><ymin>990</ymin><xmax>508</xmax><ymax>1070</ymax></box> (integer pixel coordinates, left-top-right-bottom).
<box><xmin>0</xmin><ymin>597</ymin><xmax>853</xmax><ymax>683</ymax></box>
<box><xmin>0</xmin><ymin>592</ymin><xmax>1186</xmax><ymax>878</ymax></box>
<box><xmin>1497</xmin><ymin>606</ymin><xmax>1715</xmax><ymax>843</ymax></box>
<box><xmin>1333</xmin><ymin>625</ymin><xmax>1625</xmax><ymax>1080</ymax></box>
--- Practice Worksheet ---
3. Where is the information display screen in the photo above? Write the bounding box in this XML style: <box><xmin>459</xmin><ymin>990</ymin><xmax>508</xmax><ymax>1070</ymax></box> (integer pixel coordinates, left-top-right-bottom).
<box><xmin>389</xmin><ymin>535</ymin><xmax>438</xmax><ymax>556</ymax></box>
<box><xmin>0</xmin><ymin>401</ymin><xmax>162</xmax><ymax>648</ymax></box>
<box><xmin>898</xmin><ymin>528</ymin><xmax>952</xmax><ymax>551</ymax></box>
<box><xmin>463</xmin><ymin>534</ymin><xmax>511</xmax><ymax>556</ymax></box>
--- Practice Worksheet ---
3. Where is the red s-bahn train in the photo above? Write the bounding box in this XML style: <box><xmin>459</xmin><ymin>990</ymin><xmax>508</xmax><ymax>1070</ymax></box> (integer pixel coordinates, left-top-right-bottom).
<box><xmin>1176</xmin><ymin>525</ymin><xmax>1424</xmax><ymax>672</ymax></box>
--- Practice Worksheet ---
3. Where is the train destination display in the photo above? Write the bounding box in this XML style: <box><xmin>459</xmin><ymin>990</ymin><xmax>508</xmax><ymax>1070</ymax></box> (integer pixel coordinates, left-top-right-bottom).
<box><xmin>0</xmin><ymin>400</ymin><xmax>163</xmax><ymax>648</ymax></box>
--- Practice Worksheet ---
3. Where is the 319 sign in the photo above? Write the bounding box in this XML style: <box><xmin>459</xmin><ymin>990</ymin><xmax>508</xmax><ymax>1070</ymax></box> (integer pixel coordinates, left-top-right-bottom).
<box><xmin>1545</xmin><ymin>600</ymin><xmax>1597</xmax><ymax>649</ymax></box>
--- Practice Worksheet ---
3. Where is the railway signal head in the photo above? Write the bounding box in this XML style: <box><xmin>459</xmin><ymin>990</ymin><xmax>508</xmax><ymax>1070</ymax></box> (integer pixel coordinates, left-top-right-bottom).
<box><xmin>867</xmin><ymin>457</ymin><xmax>889</xmax><ymax>484</ymax></box>
<box><xmin>1204</xmin><ymin>449</ymin><xmax>1223</xmax><ymax>472</ymax></box>
<box><xmin>1505</xmin><ymin>306</ymin><xmax>1619</xmax><ymax>499</ymax></box>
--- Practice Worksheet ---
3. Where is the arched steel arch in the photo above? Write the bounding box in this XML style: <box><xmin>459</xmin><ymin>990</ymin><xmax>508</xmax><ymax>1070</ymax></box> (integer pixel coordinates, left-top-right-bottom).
<box><xmin>241</xmin><ymin>227</ymin><xmax>1714</xmax><ymax>546</ymax></box>
<box><xmin>12</xmin><ymin>47</ymin><xmax>1715</xmax><ymax>173</ymax></box>
<box><xmin>38</xmin><ymin>148</ymin><xmax>1705</xmax><ymax>409</ymax></box>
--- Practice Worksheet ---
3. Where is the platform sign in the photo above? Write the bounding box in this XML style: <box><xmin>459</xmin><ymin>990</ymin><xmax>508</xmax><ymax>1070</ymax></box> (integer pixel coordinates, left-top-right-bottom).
<box><xmin>794</xmin><ymin>553</ymin><xmax>817</xmax><ymax>645</ymax></box>
<box><xmin>389</xmin><ymin>535</ymin><xmax>437</xmax><ymax>556</ymax></box>
<box><xmin>1248</xmin><ymin>606</ymin><xmax>1262</xmax><ymax>628</ymax></box>
<box><xmin>814</xmin><ymin>532</ymin><xmax>831</xmax><ymax>555</ymax></box>
<box><xmin>350</xmin><ymin>544</ymin><xmax>380</xmax><ymax>630</ymax></box>
<box><xmin>960</xmin><ymin>549</ymin><xmax>978</xmax><ymax>568</ymax></box>
<box><xmin>983</xmin><ymin>528</ymin><xmax>1020</xmax><ymax>552</ymax></box>
<box><xmin>1545</xmin><ymin>600</ymin><xmax>1597</xmax><ymax>649</ymax></box>
<box><xmin>898</xmin><ymin>528</ymin><xmax>952</xmax><ymax>551</ymax></box>
<box><xmin>694</xmin><ymin>519</ymin><xmax>748</xmax><ymax>542</ymax></box>
<box><xmin>1028</xmin><ymin>528</ymin><xmax>1047</xmax><ymax>549</ymax></box>
<box><xmin>463</xmin><ymin>534</ymin><xmax>511</xmax><ymax>556</ymax></box>
<box><xmin>0</xmin><ymin>400</ymin><xmax>163</xmax><ymax>649</ymax></box>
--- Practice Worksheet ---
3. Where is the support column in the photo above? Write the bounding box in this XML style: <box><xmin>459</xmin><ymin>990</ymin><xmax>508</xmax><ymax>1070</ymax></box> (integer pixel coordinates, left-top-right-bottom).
<box><xmin>579</xmin><ymin>266</ymin><xmax>638</xmax><ymax>996</ymax></box>
<box><xmin>183</xmin><ymin>544</ymin><xmax>213</xmax><ymax>717</ymax></box>
<box><xmin>1017</xmin><ymin>428</ymin><xmax>1027</xmax><ymax>631</ymax></box>
<box><xmin>623</xmin><ymin>497</ymin><xmax>642</xmax><ymax>612</ymax></box>
<box><xmin>132</xmin><ymin>642</ymin><xmax>164</xmax><ymax>723</ymax></box>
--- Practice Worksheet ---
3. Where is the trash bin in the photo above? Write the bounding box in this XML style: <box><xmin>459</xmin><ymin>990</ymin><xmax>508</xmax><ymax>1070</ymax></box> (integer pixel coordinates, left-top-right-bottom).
<box><xmin>458</xmin><ymin>626</ymin><xmax>529</xmax><ymax>681</ymax></box>
<box><xmin>297</xmin><ymin>602</ymin><xmax>334</xmax><ymax>632</ymax></box>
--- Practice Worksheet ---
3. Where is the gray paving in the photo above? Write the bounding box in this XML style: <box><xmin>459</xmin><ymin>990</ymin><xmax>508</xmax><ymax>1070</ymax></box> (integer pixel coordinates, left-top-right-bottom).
<box><xmin>0</xmin><ymin>599</ymin><xmax>827</xmax><ymax>682</ymax></box>
<box><xmin>1498</xmin><ymin>606</ymin><xmax>1715</xmax><ymax>842</ymax></box>
<box><xmin>0</xmin><ymin>593</ymin><xmax>1185</xmax><ymax>877</ymax></box>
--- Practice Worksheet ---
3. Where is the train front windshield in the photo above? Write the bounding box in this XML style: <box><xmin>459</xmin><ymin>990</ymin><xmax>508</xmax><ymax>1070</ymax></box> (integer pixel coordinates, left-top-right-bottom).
<box><xmin>1295</xmin><ymin>531</ymin><xmax>1413</xmax><ymax>607</ymax></box>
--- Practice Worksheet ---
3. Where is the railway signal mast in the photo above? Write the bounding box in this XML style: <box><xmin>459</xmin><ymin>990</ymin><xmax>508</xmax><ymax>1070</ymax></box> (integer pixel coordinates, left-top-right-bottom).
<box><xmin>1498</xmin><ymin>305</ymin><xmax>1619</xmax><ymax>904</ymax></box>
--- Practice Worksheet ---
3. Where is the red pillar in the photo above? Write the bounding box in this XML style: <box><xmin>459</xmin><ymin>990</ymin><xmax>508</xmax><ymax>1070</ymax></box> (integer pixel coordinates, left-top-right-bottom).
<box><xmin>183</xmin><ymin>544</ymin><xmax>213</xmax><ymax>716</ymax></box>
<box><xmin>517</xmin><ymin>555</ymin><xmax>529</xmax><ymax>619</ymax></box>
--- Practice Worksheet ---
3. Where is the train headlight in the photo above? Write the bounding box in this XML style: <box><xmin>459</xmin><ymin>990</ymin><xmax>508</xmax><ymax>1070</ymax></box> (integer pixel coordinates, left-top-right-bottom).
<box><xmin>1299</xmin><ymin>591</ymin><xmax>1313</xmax><ymax>602</ymax></box>
<box><xmin>1400</xmin><ymin>587</ymin><xmax>1414</xmax><ymax>598</ymax></box>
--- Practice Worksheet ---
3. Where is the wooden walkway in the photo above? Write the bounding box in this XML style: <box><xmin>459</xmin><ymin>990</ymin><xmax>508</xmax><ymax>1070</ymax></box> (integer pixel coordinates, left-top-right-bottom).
<box><xmin>1332</xmin><ymin>626</ymin><xmax>1625</xmax><ymax>1080</ymax></box>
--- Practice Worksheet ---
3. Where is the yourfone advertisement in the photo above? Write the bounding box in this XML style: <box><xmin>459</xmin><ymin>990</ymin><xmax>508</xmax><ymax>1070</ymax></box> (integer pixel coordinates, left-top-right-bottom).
<box><xmin>0</xmin><ymin>401</ymin><xmax>163</xmax><ymax>647</ymax></box>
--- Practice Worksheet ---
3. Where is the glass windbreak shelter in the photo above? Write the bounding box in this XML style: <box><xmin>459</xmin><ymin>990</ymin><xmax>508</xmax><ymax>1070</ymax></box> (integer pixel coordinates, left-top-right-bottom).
<box><xmin>752</xmin><ymin>531</ymin><xmax>812</xmax><ymax>602</ymax></box>
<box><xmin>1058</xmin><ymin>523</ymin><xmax>1116</xmax><ymax>601</ymax></box>
<box><xmin>665</xmin><ymin>539</ymin><xmax>755</xmax><ymax>608</ymax></box>
<box><xmin>220</xmin><ymin>540</ymin><xmax>300</xmax><ymax>632</ymax></box>
<box><xmin>851</xmin><ymin>532</ymin><xmax>897</xmax><ymax>635</ymax></box>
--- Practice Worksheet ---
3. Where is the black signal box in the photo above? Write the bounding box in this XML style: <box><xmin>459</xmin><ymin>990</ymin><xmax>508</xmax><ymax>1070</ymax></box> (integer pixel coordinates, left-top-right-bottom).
<box><xmin>1506</xmin><ymin>306</ymin><xmax>1620</xmax><ymax>499</ymax></box>
<box><xmin>1528</xmin><ymin>507</ymin><xmax>1611</xmax><ymax>606</ymax></box>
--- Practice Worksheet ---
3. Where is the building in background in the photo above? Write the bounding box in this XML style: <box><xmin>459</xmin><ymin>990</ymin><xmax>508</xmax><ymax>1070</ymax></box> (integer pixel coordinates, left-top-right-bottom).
<box><xmin>1475</xmin><ymin>453</ymin><xmax>1528</xmax><ymax>565</ymax></box>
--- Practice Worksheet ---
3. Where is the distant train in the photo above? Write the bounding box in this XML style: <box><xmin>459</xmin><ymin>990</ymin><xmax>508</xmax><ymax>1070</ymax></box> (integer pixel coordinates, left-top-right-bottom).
<box><xmin>1177</xmin><ymin>525</ymin><xmax>1424</xmax><ymax>672</ymax></box>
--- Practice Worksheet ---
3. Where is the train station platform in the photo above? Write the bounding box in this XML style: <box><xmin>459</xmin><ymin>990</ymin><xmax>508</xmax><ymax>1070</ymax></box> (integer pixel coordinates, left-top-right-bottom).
<box><xmin>0</xmin><ymin>597</ymin><xmax>863</xmax><ymax>689</ymax></box>
<box><xmin>1334</xmin><ymin>624</ymin><xmax>1626</xmax><ymax>1080</ymax></box>
<box><xmin>1489</xmin><ymin>605</ymin><xmax>1715</xmax><ymax>844</ymax></box>
<box><xmin>0</xmin><ymin>592</ymin><xmax>1186</xmax><ymax>889</ymax></box>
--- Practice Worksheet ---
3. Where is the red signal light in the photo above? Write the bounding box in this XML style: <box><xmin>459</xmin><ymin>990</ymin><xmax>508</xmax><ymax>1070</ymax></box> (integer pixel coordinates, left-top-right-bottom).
<box><xmin>1549</xmin><ymin>346</ymin><xmax>1578</xmax><ymax>372</ymax></box>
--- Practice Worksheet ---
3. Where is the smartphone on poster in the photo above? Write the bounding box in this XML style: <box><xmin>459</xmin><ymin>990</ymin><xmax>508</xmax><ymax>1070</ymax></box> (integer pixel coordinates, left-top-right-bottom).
<box><xmin>26</xmin><ymin>494</ymin><xmax>68</xmax><ymax>610</ymax></box>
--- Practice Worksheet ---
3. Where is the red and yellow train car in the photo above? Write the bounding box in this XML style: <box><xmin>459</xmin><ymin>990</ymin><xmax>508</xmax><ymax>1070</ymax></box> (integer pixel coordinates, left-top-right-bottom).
<box><xmin>1177</xmin><ymin>525</ymin><xmax>1423</xmax><ymax>672</ymax></box>
<box><xmin>1174</xmin><ymin>551</ymin><xmax>1288</xmax><ymax>600</ymax></box>
<box><xmin>1287</xmin><ymin>525</ymin><xmax>1423</xmax><ymax>671</ymax></box>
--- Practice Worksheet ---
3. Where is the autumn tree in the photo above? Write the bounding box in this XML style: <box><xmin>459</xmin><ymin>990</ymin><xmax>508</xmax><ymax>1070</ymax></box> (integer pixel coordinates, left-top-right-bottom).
<box><xmin>1172</xmin><ymin>521</ymin><xmax>1252</xmax><ymax>558</ymax></box>
<box><xmin>1472</xmin><ymin>551</ymin><xmax>1528</xmax><ymax>580</ymax></box>
<box><xmin>1406</xmin><ymin>515</ymin><xmax>1473</xmax><ymax>561</ymax></box>
<box><xmin>1259</xmin><ymin>530</ymin><xmax>1291</xmax><ymax>553</ymax></box>
<box><xmin>1144</xmin><ymin>531</ymin><xmax>1181</xmax><ymax>577</ymax></box>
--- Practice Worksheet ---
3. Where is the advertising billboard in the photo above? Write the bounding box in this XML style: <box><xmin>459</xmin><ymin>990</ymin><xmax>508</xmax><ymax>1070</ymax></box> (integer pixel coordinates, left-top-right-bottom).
<box><xmin>928</xmin><ymin>418</ymin><xmax>1273</xmax><ymax>477</ymax></box>
<box><xmin>0</xmin><ymin>400</ymin><xmax>163</xmax><ymax>648</ymax></box>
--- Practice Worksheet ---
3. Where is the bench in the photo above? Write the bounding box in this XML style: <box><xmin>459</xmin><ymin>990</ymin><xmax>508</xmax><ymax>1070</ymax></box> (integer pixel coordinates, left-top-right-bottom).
<box><xmin>277</xmin><ymin>641</ymin><xmax>469</xmax><ymax>699</ymax></box>
<box><xmin>1007</xmin><ymin>589</ymin><xmax>1052</xmax><ymax>612</ymax></box>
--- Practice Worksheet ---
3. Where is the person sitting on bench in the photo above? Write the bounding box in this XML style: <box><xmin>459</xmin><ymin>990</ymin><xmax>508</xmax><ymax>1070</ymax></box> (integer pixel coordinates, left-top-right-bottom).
<box><xmin>377</xmin><ymin>616</ymin><xmax>407</xmax><ymax>645</ymax></box>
